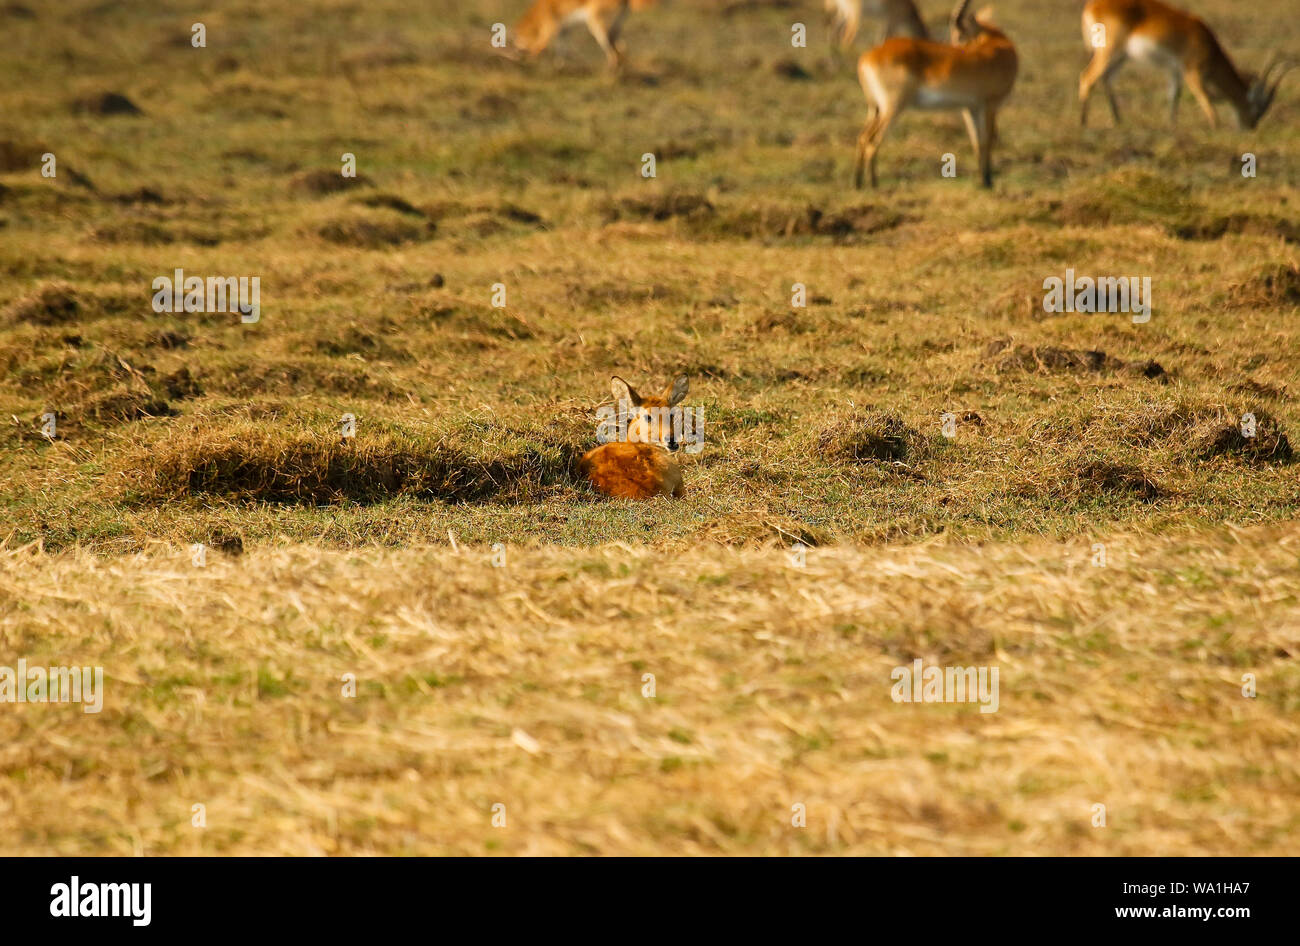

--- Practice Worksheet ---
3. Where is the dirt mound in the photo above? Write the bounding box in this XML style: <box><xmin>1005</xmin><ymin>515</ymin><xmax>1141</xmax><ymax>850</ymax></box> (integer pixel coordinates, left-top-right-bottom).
<box><xmin>207</xmin><ymin>530</ymin><xmax>245</xmax><ymax>557</ymax></box>
<box><xmin>714</xmin><ymin>204</ymin><xmax>903</xmax><ymax>240</ymax></box>
<box><xmin>1047</xmin><ymin>172</ymin><xmax>1191</xmax><ymax>229</ymax></box>
<box><xmin>353</xmin><ymin>193</ymin><xmax>426</xmax><ymax>217</ymax></box>
<box><xmin>772</xmin><ymin>58</ymin><xmax>811</xmax><ymax>80</ymax></box>
<box><xmin>153</xmin><ymin>330</ymin><xmax>190</xmax><ymax>350</ymax></box>
<box><xmin>1074</xmin><ymin>461</ymin><xmax>1164</xmax><ymax>502</ymax></box>
<box><xmin>1124</xmin><ymin>359</ymin><xmax>1168</xmax><ymax>379</ymax></box>
<box><xmin>90</xmin><ymin>220</ymin><xmax>190</xmax><ymax>245</ymax></box>
<box><xmin>1227</xmin><ymin>263</ymin><xmax>1300</xmax><ymax>309</ymax></box>
<box><xmin>1230</xmin><ymin>379</ymin><xmax>1288</xmax><ymax>401</ymax></box>
<box><xmin>289</xmin><ymin>168</ymin><xmax>373</xmax><ymax>197</ymax></box>
<box><xmin>3</xmin><ymin>283</ymin><xmax>137</xmax><ymax>327</ymax></box>
<box><xmin>722</xmin><ymin>0</ymin><xmax>797</xmax><ymax>13</ymax></box>
<box><xmin>71</xmin><ymin>91</ymin><xmax>142</xmax><ymax>115</ymax></box>
<box><xmin>160</xmin><ymin>366</ymin><xmax>202</xmax><ymax>400</ymax></box>
<box><xmin>119</xmin><ymin>424</ymin><xmax>581</xmax><ymax>505</ymax></box>
<box><xmin>818</xmin><ymin>409</ymin><xmax>930</xmax><ymax>464</ymax></box>
<box><xmin>315</xmin><ymin>324</ymin><xmax>413</xmax><ymax>361</ymax></box>
<box><xmin>985</xmin><ymin>340</ymin><xmax>1166</xmax><ymax>379</ymax></box>
<box><xmin>650</xmin><ymin>138</ymin><xmax>720</xmax><ymax>161</ymax></box>
<box><xmin>1194</xmin><ymin>410</ymin><xmax>1294</xmax><ymax>464</ymax></box>
<box><xmin>1041</xmin><ymin>172</ymin><xmax>1295</xmax><ymax>244</ymax></box>
<box><xmin>604</xmin><ymin>193</ymin><xmax>902</xmax><ymax>241</ymax></box>
<box><xmin>314</xmin><ymin>212</ymin><xmax>435</xmax><ymax>248</ymax></box>
<box><xmin>111</xmin><ymin>187</ymin><xmax>168</xmax><ymax>205</ymax></box>
<box><xmin>1115</xmin><ymin>403</ymin><xmax>1216</xmax><ymax>446</ymax></box>
<box><xmin>32</xmin><ymin>352</ymin><xmax>200</xmax><ymax>434</ymax></box>
<box><xmin>0</xmin><ymin>139</ymin><xmax>46</xmax><ymax>172</ymax></box>
<box><xmin>421</xmin><ymin>200</ymin><xmax>547</xmax><ymax>237</ymax></box>
<box><xmin>1174</xmin><ymin>214</ymin><xmax>1300</xmax><ymax>243</ymax></box>
<box><xmin>566</xmin><ymin>281</ymin><xmax>680</xmax><ymax>308</ymax></box>
<box><xmin>468</xmin><ymin>92</ymin><xmax>518</xmax><ymax>119</ymax></box>
<box><xmin>3</xmin><ymin>283</ymin><xmax>80</xmax><ymax>325</ymax></box>
<box><xmin>604</xmin><ymin>191</ymin><xmax>714</xmax><ymax>222</ymax></box>
<box><xmin>752</xmin><ymin>309</ymin><xmax>816</xmax><ymax>333</ymax></box>
<box><xmin>73</xmin><ymin>386</ymin><xmax>177</xmax><ymax>424</ymax></box>
<box><xmin>436</xmin><ymin>307</ymin><xmax>536</xmax><ymax>343</ymax></box>
<box><xmin>207</xmin><ymin>356</ymin><xmax>406</xmax><ymax>399</ymax></box>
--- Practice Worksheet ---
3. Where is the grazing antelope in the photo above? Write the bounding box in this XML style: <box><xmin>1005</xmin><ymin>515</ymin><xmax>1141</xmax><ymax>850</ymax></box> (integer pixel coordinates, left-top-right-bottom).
<box><xmin>825</xmin><ymin>0</ymin><xmax>930</xmax><ymax>50</ymax></box>
<box><xmin>1079</xmin><ymin>0</ymin><xmax>1295</xmax><ymax>129</ymax></box>
<box><xmin>854</xmin><ymin>1</ymin><xmax>1018</xmax><ymax>189</ymax></box>
<box><xmin>511</xmin><ymin>0</ymin><xmax>654</xmax><ymax>70</ymax></box>
<box><xmin>579</xmin><ymin>376</ymin><xmax>688</xmax><ymax>499</ymax></box>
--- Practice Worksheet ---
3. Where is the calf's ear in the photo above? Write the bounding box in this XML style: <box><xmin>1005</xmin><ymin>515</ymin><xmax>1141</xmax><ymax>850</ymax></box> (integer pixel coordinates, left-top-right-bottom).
<box><xmin>611</xmin><ymin>376</ymin><xmax>640</xmax><ymax>406</ymax></box>
<box><xmin>664</xmin><ymin>374</ymin><xmax>689</xmax><ymax>406</ymax></box>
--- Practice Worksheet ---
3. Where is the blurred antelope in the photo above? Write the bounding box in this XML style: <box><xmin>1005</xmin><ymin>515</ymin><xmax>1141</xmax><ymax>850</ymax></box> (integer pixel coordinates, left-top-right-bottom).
<box><xmin>854</xmin><ymin>1</ymin><xmax>1018</xmax><ymax>188</ymax></box>
<box><xmin>826</xmin><ymin>0</ymin><xmax>929</xmax><ymax>50</ymax></box>
<box><xmin>1079</xmin><ymin>0</ymin><xmax>1295</xmax><ymax>128</ymax></box>
<box><xmin>510</xmin><ymin>0</ymin><xmax>655</xmax><ymax>70</ymax></box>
<box><xmin>580</xmin><ymin>376</ymin><xmax>688</xmax><ymax>499</ymax></box>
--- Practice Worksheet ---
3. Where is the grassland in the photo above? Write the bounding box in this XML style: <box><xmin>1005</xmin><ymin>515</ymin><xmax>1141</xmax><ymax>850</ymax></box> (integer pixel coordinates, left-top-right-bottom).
<box><xmin>0</xmin><ymin>0</ymin><xmax>1297</xmax><ymax>855</ymax></box>
<box><xmin>3</xmin><ymin>527</ymin><xmax>1298</xmax><ymax>855</ymax></box>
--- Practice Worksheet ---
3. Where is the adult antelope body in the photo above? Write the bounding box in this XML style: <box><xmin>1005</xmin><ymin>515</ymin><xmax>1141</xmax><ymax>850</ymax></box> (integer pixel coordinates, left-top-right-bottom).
<box><xmin>509</xmin><ymin>0</ymin><xmax>656</xmax><ymax>71</ymax></box>
<box><xmin>1079</xmin><ymin>0</ymin><xmax>1295</xmax><ymax>128</ymax></box>
<box><xmin>853</xmin><ymin>1</ymin><xmax>1018</xmax><ymax>188</ymax></box>
<box><xmin>826</xmin><ymin>0</ymin><xmax>929</xmax><ymax>50</ymax></box>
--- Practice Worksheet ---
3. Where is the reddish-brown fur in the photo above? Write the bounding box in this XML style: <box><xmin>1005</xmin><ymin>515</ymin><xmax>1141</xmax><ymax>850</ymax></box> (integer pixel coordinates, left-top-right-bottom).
<box><xmin>580</xmin><ymin>440</ymin><xmax>684</xmax><ymax>499</ymax></box>
<box><xmin>512</xmin><ymin>0</ymin><xmax>656</xmax><ymax>70</ymax></box>
<box><xmin>579</xmin><ymin>376</ymin><xmax>687</xmax><ymax>500</ymax></box>
<box><xmin>853</xmin><ymin>1</ymin><xmax>1018</xmax><ymax>189</ymax></box>
<box><xmin>1080</xmin><ymin>0</ymin><xmax>1295</xmax><ymax>128</ymax></box>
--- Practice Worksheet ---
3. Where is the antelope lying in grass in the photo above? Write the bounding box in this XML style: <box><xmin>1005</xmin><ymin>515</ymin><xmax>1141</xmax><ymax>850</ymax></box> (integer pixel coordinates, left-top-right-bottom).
<box><xmin>854</xmin><ymin>0</ymin><xmax>1018</xmax><ymax>188</ymax></box>
<box><xmin>510</xmin><ymin>0</ymin><xmax>655</xmax><ymax>70</ymax></box>
<box><xmin>580</xmin><ymin>376</ymin><xmax>689</xmax><ymax>499</ymax></box>
<box><xmin>1079</xmin><ymin>0</ymin><xmax>1295</xmax><ymax>129</ymax></box>
<box><xmin>826</xmin><ymin>0</ymin><xmax>929</xmax><ymax>50</ymax></box>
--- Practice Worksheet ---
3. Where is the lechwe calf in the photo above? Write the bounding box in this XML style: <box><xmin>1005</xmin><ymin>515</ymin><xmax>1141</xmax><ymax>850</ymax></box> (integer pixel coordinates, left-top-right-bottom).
<box><xmin>580</xmin><ymin>376</ymin><xmax>688</xmax><ymax>499</ymax></box>
<box><xmin>854</xmin><ymin>0</ymin><xmax>1018</xmax><ymax>188</ymax></box>
<box><xmin>1079</xmin><ymin>0</ymin><xmax>1295</xmax><ymax>128</ymax></box>
<box><xmin>510</xmin><ymin>0</ymin><xmax>655</xmax><ymax>71</ymax></box>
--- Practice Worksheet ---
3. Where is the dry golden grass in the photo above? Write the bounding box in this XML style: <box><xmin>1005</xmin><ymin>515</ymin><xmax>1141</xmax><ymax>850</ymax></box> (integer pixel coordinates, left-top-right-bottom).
<box><xmin>1</xmin><ymin>523</ymin><xmax>1297</xmax><ymax>856</ymax></box>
